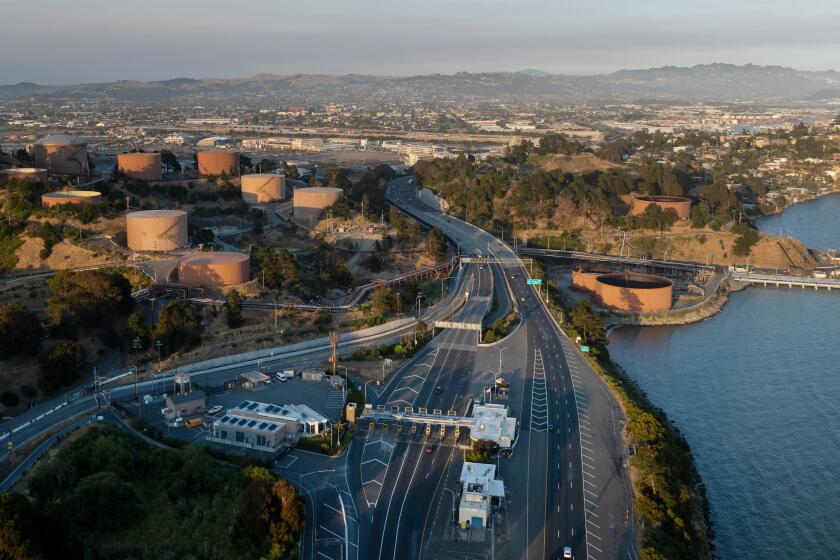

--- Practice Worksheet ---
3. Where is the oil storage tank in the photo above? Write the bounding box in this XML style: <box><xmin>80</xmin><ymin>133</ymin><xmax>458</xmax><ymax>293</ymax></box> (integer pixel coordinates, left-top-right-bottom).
<box><xmin>0</xmin><ymin>168</ymin><xmax>47</xmax><ymax>184</ymax></box>
<box><xmin>126</xmin><ymin>209</ymin><xmax>188</xmax><ymax>252</ymax></box>
<box><xmin>117</xmin><ymin>152</ymin><xmax>162</xmax><ymax>180</ymax></box>
<box><xmin>630</xmin><ymin>195</ymin><xmax>692</xmax><ymax>220</ymax></box>
<box><xmin>571</xmin><ymin>265</ymin><xmax>612</xmax><ymax>293</ymax></box>
<box><xmin>293</xmin><ymin>186</ymin><xmax>342</xmax><ymax>224</ymax></box>
<box><xmin>178</xmin><ymin>252</ymin><xmax>250</xmax><ymax>286</ymax></box>
<box><xmin>196</xmin><ymin>150</ymin><xmax>239</xmax><ymax>177</ymax></box>
<box><xmin>31</xmin><ymin>135</ymin><xmax>89</xmax><ymax>176</ymax></box>
<box><xmin>595</xmin><ymin>272</ymin><xmax>673</xmax><ymax>313</ymax></box>
<box><xmin>241</xmin><ymin>173</ymin><xmax>286</xmax><ymax>203</ymax></box>
<box><xmin>41</xmin><ymin>190</ymin><xmax>101</xmax><ymax>208</ymax></box>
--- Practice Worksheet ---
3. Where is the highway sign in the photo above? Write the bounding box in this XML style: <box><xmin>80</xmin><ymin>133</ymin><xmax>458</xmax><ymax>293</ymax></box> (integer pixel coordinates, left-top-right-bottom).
<box><xmin>580</xmin><ymin>345</ymin><xmax>590</xmax><ymax>353</ymax></box>
<box><xmin>526</xmin><ymin>278</ymin><xmax>542</xmax><ymax>285</ymax></box>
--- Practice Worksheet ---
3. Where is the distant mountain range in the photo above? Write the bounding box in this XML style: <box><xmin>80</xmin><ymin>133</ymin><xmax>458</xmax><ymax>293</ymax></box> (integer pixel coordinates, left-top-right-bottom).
<box><xmin>2</xmin><ymin>64</ymin><xmax>839</xmax><ymax>105</ymax></box>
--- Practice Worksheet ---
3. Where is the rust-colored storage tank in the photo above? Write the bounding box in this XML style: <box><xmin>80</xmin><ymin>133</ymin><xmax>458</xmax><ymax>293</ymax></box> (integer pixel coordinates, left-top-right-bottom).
<box><xmin>571</xmin><ymin>265</ymin><xmax>612</xmax><ymax>293</ymax></box>
<box><xmin>0</xmin><ymin>167</ymin><xmax>47</xmax><ymax>184</ymax></box>
<box><xmin>178</xmin><ymin>252</ymin><xmax>250</xmax><ymax>286</ymax></box>
<box><xmin>595</xmin><ymin>272</ymin><xmax>673</xmax><ymax>313</ymax></box>
<box><xmin>293</xmin><ymin>186</ymin><xmax>343</xmax><ymax>224</ymax></box>
<box><xmin>31</xmin><ymin>135</ymin><xmax>89</xmax><ymax>176</ymax></box>
<box><xmin>196</xmin><ymin>150</ymin><xmax>239</xmax><ymax>177</ymax></box>
<box><xmin>240</xmin><ymin>173</ymin><xmax>286</xmax><ymax>203</ymax></box>
<box><xmin>126</xmin><ymin>209</ymin><xmax>188</xmax><ymax>252</ymax></box>
<box><xmin>630</xmin><ymin>195</ymin><xmax>692</xmax><ymax>220</ymax></box>
<box><xmin>41</xmin><ymin>190</ymin><xmax>102</xmax><ymax>208</ymax></box>
<box><xmin>117</xmin><ymin>152</ymin><xmax>162</xmax><ymax>180</ymax></box>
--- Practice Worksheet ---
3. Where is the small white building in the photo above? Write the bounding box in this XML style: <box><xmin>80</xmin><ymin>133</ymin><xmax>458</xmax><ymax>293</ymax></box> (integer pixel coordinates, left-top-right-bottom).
<box><xmin>470</xmin><ymin>403</ymin><xmax>517</xmax><ymax>449</ymax></box>
<box><xmin>458</xmin><ymin>462</ymin><xmax>505</xmax><ymax>529</ymax></box>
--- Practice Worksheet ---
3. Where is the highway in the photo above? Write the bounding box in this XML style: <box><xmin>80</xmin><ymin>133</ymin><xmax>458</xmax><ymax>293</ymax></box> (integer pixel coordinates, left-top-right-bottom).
<box><xmin>329</xmin><ymin>175</ymin><xmax>635</xmax><ymax>560</ymax></box>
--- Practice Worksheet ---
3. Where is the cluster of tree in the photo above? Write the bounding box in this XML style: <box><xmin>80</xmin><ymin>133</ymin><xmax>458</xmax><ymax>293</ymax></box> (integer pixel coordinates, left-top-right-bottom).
<box><xmin>225</xmin><ymin>289</ymin><xmax>244</xmax><ymax>328</ymax></box>
<box><xmin>348</xmin><ymin>164</ymin><xmax>396</xmax><ymax>219</ymax></box>
<box><xmin>534</xmin><ymin>132</ymin><xmax>584</xmax><ymax>156</ymax></box>
<box><xmin>0</xmin><ymin>301</ymin><xmax>42</xmax><ymax>359</ymax></box>
<box><xmin>27</xmin><ymin>221</ymin><xmax>63</xmax><ymax>259</ymax></box>
<box><xmin>482</xmin><ymin>311</ymin><xmax>518</xmax><ymax>343</ymax></box>
<box><xmin>620</xmin><ymin>204</ymin><xmax>679</xmax><ymax>232</ymax></box>
<box><xmin>127</xmin><ymin>300</ymin><xmax>203</xmax><ymax>357</ymax></box>
<box><xmin>255</xmin><ymin>247</ymin><xmax>301</xmax><ymax>291</ymax></box>
<box><xmin>464</xmin><ymin>440</ymin><xmax>495</xmax><ymax>464</ymax></box>
<box><xmin>0</xmin><ymin>426</ymin><xmax>302</xmax><ymax>559</ymax></box>
<box><xmin>46</xmin><ymin>270</ymin><xmax>133</xmax><ymax>327</ymax></box>
<box><xmin>569</xmin><ymin>300</ymin><xmax>606</xmax><ymax>344</ymax></box>
<box><xmin>731</xmin><ymin>222</ymin><xmax>761</xmax><ymax>257</ymax></box>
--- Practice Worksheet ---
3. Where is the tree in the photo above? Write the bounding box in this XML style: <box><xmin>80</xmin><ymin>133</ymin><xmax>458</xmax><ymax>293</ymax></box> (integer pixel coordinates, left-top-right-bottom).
<box><xmin>570</xmin><ymin>301</ymin><xmax>605</xmax><ymax>344</ymax></box>
<box><xmin>427</xmin><ymin>228</ymin><xmax>447</xmax><ymax>260</ymax></box>
<box><xmin>159</xmin><ymin>149</ymin><xmax>181</xmax><ymax>173</ymax></box>
<box><xmin>40</xmin><ymin>340</ymin><xmax>88</xmax><ymax>387</ymax></box>
<box><xmin>126</xmin><ymin>313</ymin><xmax>151</xmax><ymax>352</ymax></box>
<box><xmin>281</xmin><ymin>161</ymin><xmax>299</xmax><ymax>179</ymax></box>
<box><xmin>691</xmin><ymin>202</ymin><xmax>710</xmax><ymax>229</ymax></box>
<box><xmin>47</xmin><ymin>270</ymin><xmax>133</xmax><ymax>326</ymax></box>
<box><xmin>225</xmin><ymin>289</ymin><xmax>244</xmax><ymax>328</ymax></box>
<box><xmin>0</xmin><ymin>493</ymin><xmax>44</xmax><ymax>560</ymax></box>
<box><xmin>370</xmin><ymin>287</ymin><xmax>395</xmax><ymax>316</ymax></box>
<box><xmin>257</xmin><ymin>158</ymin><xmax>275</xmax><ymax>173</ymax></box>
<box><xmin>154</xmin><ymin>301</ymin><xmax>202</xmax><ymax>356</ymax></box>
<box><xmin>0</xmin><ymin>301</ymin><xmax>43</xmax><ymax>358</ymax></box>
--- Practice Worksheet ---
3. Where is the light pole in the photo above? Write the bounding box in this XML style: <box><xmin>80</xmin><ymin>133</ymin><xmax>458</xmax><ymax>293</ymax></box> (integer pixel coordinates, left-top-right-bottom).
<box><xmin>337</xmin><ymin>365</ymin><xmax>348</xmax><ymax>402</ymax></box>
<box><xmin>155</xmin><ymin>340</ymin><xmax>162</xmax><ymax>372</ymax></box>
<box><xmin>442</xmin><ymin>488</ymin><xmax>457</xmax><ymax>526</ymax></box>
<box><xmin>364</xmin><ymin>379</ymin><xmax>377</xmax><ymax>405</ymax></box>
<box><xmin>416</xmin><ymin>293</ymin><xmax>424</xmax><ymax>318</ymax></box>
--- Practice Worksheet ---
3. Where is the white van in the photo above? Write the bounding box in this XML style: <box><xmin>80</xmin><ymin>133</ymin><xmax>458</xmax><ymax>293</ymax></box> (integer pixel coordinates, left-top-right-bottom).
<box><xmin>276</xmin><ymin>372</ymin><xmax>288</xmax><ymax>382</ymax></box>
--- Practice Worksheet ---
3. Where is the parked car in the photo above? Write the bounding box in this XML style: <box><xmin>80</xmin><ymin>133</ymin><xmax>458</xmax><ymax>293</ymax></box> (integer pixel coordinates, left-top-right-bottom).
<box><xmin>207</xmin><ymin>405</ymin><xmax>223</xmax><ymax>415</ymax></box>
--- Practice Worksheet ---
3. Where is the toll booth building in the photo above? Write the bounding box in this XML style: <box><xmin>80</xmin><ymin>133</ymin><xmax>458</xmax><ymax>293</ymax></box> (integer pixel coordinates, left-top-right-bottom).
<box><xmin>163</xmin><ymin>391</ymin><xmax>206</xmax><ymax>419</ymax></box>
<box><xmin>458</xmin><ymin>462</ymin><xmax>505</xmax><ymax>530</ymax></box>
<box><xmin>209</xmin><ymin>400</ymin><xmax>329</xmax><ymax>453</ymax></box>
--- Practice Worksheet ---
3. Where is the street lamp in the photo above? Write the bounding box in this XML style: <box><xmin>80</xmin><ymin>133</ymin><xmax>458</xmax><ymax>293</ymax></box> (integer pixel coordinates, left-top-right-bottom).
<box><xmin>441</xmin><ymin>488</ymin><xmax>457</xmax><ymax>525</ymax></box>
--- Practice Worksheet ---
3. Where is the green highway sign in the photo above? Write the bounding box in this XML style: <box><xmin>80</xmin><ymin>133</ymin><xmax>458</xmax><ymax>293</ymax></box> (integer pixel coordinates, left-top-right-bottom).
<box><xmin>580</xmin><ymin>345</ymin><xmax>590</xmax><ymax>353</ymax></box>
<box><xmin>526</xmin><ymin>278</ymin><xmax>542</xmax><ymax>285</ymax></box>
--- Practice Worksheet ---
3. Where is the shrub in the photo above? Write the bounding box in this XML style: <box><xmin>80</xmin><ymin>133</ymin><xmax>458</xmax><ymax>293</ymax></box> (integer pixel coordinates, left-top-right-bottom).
<box><xmin>1</xmin><ymin>391</ymin><xmax>20</xmax><ymax>407</ymax></box>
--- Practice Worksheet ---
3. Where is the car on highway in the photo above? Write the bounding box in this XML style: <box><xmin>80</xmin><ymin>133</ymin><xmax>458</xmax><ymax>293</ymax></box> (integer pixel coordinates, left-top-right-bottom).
<box><xmin>563</xmin><ymin>546</ymin><xmax>573</xmax><ymax>558</ymax></box>
<box><xmin>207</xmin><ymin>405</ymin><xmax>223</xmax><ymax>415</ymax></box>
<box><xmin>434</xmin><ymin>386</ymin><xmax>443</xmax><ymax>394</ymax></box>
<box><xmin>425</xmin><ymin>444</ymin><xmax>435</xmax><ymax>453</ymax></box>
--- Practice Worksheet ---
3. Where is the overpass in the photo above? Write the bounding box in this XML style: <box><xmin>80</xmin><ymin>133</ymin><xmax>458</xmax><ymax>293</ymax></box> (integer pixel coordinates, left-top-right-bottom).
<box><xmin>518</xmin><ymin>247</ymin><xmax>716</xmax><ymax>274</ymax></box>
<box><xmin>732</xmin><ymin>272</ymin><xmax>840</xmax><ymax>290</ymax></box>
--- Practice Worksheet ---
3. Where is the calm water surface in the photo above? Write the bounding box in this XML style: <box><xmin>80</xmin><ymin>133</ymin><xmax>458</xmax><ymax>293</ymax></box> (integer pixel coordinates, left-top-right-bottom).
<box><xmin>609</xmin><ymin>199</ymin><xmax>840</xmax><ymax>559</ymax></box>
<box><xmin>758</xmin><ymin>193</ymin><xmax>840</xmax><ymax>251</ymax></box>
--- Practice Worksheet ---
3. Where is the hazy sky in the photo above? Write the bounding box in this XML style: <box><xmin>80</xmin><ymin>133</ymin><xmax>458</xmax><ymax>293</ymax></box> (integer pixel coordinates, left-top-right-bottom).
<box><xmin>2</xmin><ymin>0</ymin><xmax>839</xmax><ymax>83</ymax></box>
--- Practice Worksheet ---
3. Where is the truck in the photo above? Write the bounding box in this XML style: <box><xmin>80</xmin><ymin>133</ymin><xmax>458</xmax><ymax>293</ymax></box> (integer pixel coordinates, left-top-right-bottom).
<box><xmin>184</xmin><ymin>417</ymin><xmax>204</xmax><ymax>429</ymax></box>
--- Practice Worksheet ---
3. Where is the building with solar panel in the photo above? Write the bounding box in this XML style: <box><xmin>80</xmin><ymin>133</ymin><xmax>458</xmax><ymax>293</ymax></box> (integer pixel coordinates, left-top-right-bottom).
<box><xmin>208</xmin><ymin>400</ymin><xmax>328</xmax><ymax>454</ymax></box>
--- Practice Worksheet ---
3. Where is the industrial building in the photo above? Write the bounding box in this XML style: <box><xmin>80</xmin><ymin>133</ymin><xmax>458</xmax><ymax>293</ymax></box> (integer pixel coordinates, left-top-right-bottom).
<box><xmin>178</xmin><ymin>252</ymin><xmax>250</xmax><ymax>286</ymax></box>
<box><xmin>126</xmin><ymin>209</ymin><xmax>188</xmax><ymax>252</ymax></box>
<box><xmin>117</xmin><ymin>152</ymin><xmax>162</xmax><ymax>180</ymax></box>
<box><xmin>595</xmin><ymin>271</ymin><xmax>673</xmax><ymax>312</ymax></box>
<box><xmin>0</xmin><ymin>168</ymin><xmax>47</xmax><ymax>184</ymax></box>
<box><xmin>240</xmin><ymin>173</ymin><xmax>286</xmax><ymax>203</ymax></box>
<box><xmin>162</xmin><ymin>372</ymin><xmax>205</xmax><ymax>420</ymax></box>
<box><xmin>41</xmin><ymin>190</ymin><xmax>101</xmax><ymax>208</ymax></box>
<box><xmin>208</xmin><ymin>400</ymin><xmax>328</xmax><ymax>454</ymax></box>
<box><xmin>630</xmin><ymin>195</ymin><xmax>692</xmax><ymax>220</ymax></box>
<box><xmin>293</xmin><ymin>186</ymin><xmax>342</xmax><ymax>224</ymax></box>
<box><xmin>196</xmin><ymin>150</ymin><xmax>239</xmax><ymax>176</ymax></box>
<box><xmin>31</xmin><ymin>135</ymin><xmax>89</xmax><ymax>176</ymax></box>
<box><xmin>458</xmin><ymin>462</ymin><xmax>505</xmax><ymax>530</ymax></box>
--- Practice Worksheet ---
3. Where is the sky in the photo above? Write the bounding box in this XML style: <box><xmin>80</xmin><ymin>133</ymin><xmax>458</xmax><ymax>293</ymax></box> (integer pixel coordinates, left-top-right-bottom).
<box><xmin>2</xmin><ymin>0</ymin><xmax>839</xmax><ymax>84</ymax></box>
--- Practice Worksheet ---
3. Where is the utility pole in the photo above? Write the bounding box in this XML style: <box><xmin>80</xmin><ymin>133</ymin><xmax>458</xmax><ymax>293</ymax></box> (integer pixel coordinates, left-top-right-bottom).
<box><xmin>155</xmin><ymin>340</ymin><xmax>162</xmax><ymax>372</ymax></box>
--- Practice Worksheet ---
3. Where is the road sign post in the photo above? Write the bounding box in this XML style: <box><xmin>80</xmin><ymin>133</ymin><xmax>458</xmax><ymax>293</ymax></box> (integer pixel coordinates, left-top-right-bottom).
<box><xmin>526</xmin><ymin>278</ymin><xmax>542</xmax><ymax>286</ymax></box>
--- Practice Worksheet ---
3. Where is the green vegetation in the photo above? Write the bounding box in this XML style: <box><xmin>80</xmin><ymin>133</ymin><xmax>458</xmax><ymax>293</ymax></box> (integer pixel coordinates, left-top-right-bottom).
<box><xmin>1</xmin><ymin>425</ymin><xmax>302</xmax><ymax>559</ymax></box>
<box><xmin>155</xmin><ymin>300</ymin><xmax>203</xmax><ymax>356</ymax></box>
<box><xmin>0</xmin><ymin>301</ymin><xmax>43</xmax><ymax>358</ymax></box>
<box><xmin>731</xmin><ymin>222</ymin><xmax>761</xmax><ymax>257</ymax></box>
<box><xmin>46</xmin><ymin>269</ymin><xmax>133</xmax><ymax>326</ymax></box>
<box><xmin>40</xmin><ymin>340</ymin><xmax>88</xmax><ymax>387</ymax></box>
<box><xmin>225</xmin><ymin>289</ymin><xmax>244</xmax><ymax>328</ymax></box>
<box><xmin>464</xmin><ymin>440</ymin><xmax>495</xmax><ymax>464</ymax></box>
<box><xmin>482</xmin><ymin>311</ymin><xmax>518</xmax><ymax>343</ymax></box>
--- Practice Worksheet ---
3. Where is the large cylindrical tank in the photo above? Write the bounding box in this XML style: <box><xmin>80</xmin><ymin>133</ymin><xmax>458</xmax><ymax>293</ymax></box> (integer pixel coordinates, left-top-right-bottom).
<box><xmin>595</xmin><ymin>272</ymin><xmax>673</xmax><ymax>313</ymax></box>
<box><xmin>240</xmin><ymin>173</ymin><xmax>286</xmax><ymax>203</ymax></box>
<box><xmin>293</xmin><ymin>187</ymin><xmax>343</xmax><ymax>224</ymax></box>
<box><xmin>571</xmin><ymin>266</ymin><xmax>612</xmax><ymax>293</ymax></box>
<box><xmin>0</xmin><ymin>167</ymin><xmax>47</xmax><ymax>184</ymax></box>
<box><xmin>178</xmin><ymin>252</ymin><xmax>250</xmax><ymax>286</ymax></box>
<box><xmin>41</xmin><ymin>190</ymin><xmax>101</xmax><ymax>208</ymax></box>
<box><xmin>31</xmin><ymin>135</ymin><xmax>89</xmax><ymax>176</ymax></box>
<box><xmin>630</xmin><ymin>195</ymin><xmax>692</xmax><ymax>220</ymax></box>
<box><xmin>117</xmin><ymin>152</ymin><xmax>162</xmax><ymax>180</ymax></box>
<box><xmin>196</xmin><ymin>150</ymin><xmax>239</xmax><ymax>176</ymax></box>
<box><xmin>126</xmin><ymin>209</ymin><xmax>188</xmax><ymax>252</ymax></box>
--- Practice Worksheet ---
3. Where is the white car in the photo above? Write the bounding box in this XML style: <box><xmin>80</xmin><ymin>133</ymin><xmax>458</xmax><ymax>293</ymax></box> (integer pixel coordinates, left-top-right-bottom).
<box><xmin>563</xmin><ymin>546</ymin><xmax>573</xmax><ymax>558</ymax></box>
<box><xmin>207</xmin><ymin>405</ymin><xmax>223</xmax><ymax>415</ymax></box>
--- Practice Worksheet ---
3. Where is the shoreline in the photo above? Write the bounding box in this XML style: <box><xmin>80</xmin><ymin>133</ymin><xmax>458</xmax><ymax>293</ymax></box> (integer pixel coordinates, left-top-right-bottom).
<box><xmin>755</xmin><ymin>187</ymin><xmax>840</xmax><ymax>220</ymax></box>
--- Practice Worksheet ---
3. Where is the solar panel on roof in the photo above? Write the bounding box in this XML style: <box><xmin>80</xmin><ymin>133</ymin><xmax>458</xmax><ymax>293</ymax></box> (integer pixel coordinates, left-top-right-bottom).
<box><xmin>238</xmin><ymin>418</ymin><xmax>248</xmax><ymax>426</ymax></box>
<box><xmin>248</xmin><ymin>403</ymin><xmax>259</xmax><ymax>410</ymax></box>
<box><xmin>259</xmin><ymin>422</ymin><xmax>268</xmax><ymax>430</ymax></box>
<box><xmin>269</xmin><ymin>424</ymin><xmax>278</xmax><ymax>431</ymax></box>
<box><xmin>248</xmin><ymin>420</ymin><xmax>257</xmax><ymax>427</ymax></box>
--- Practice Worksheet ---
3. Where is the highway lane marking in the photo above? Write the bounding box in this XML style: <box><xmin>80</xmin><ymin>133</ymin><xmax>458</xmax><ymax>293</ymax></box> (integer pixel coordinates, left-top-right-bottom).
<box><xmin>581</xmin><ymin>444</ymin><xmax>595</xmax><ymax>453</ymax></box>
<box><xmin>587</xmin><ymin>531</ymin><xmax>603</xmax><ymax>542</ymax></box>
<box><xmin>582</xmin><ymin>453</ymin><xmax>596</xmax><ymax>462</ymax></box>
<box><xmin>586</xmin><ymin>519</ymin><xmax>601</xmax><ymax>529</ymax></box>
<box><xmin>583</xmin><ymin>462</ymin><xmax>597</xmax><ymax>470</ymax></box>
<box><xmin>363</xmin><ymin>479</ymin><xmax>383</xmax><ymax>486</ymax></box>
<box><xmin>365</xmin><ymin>439</ymin><xmax>394</xmax><ymax>448</ymax></box>
<box><xmin>583</xmin><ymin>471</ymin><xmax>596</xmax><ymax>479</ymax></box>
<box><xmin>585</xmin><ymin>498</ymin><xmax>599</xmax><ymax>508</ymax></box>
<box><xmin>584</xmin><ymin>489</ymin><xmax>599</xmax><ymax>497</ymax></box>
<box><xmin>586</xmin><ymin>508</ymin><xmax>600</xmax><ymax>518</ymax></box>
<box><xmin>317</xmin><ymin>551</ymin><xmax>335</xmax><ymax>560</ymax></box>
<box><xmin>362</xmin><ymin>458</ymin><xmax>389</xmax><ymax>467</ymax></box>
<box><xmin>584</xmin><ymin>479</ymin><xmax>598</xmax><ymax>488</ymax></box>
